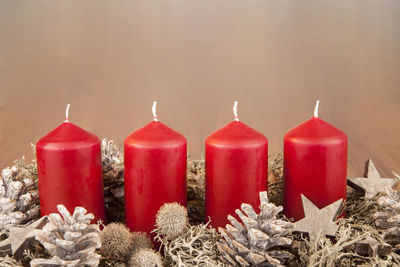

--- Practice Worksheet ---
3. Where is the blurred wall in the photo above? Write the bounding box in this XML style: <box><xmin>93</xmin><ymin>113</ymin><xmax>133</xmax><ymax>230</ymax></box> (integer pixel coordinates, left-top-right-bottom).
<box><xmin>0</xmin><ymin>0</ymin><xmax>399</xmax><ymax>176</ymax></box>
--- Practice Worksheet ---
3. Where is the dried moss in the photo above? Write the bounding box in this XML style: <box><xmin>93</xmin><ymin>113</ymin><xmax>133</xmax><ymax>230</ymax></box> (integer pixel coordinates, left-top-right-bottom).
<box><xmin>154</xmin><ymin>221</ymin><xmax>224</xmax><ymax>266</ymax></box>
<box><xmin>0</xmin><ymin>256</ymin><xmax>22</xmax><ymax>267</ymax></box>
<box><xmin>298</xmin><ymin>219</ymin><xmax>377</xmax><ymax>266</ymax></box>
<box><xmin>345</xmin><ymin>188</ymin><xmax>382</xmax><ymax>226</ymax></box>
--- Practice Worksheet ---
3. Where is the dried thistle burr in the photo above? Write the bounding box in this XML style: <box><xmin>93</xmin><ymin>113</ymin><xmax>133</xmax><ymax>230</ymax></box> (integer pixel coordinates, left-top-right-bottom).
<box><xmin>132</xmin><ymin>232</ymin><xmax>153</xmax><ymax>251</ymax></box>
<box><xmin>217</xmin><ymin>191</ymin><xmax>294</xmax><ymax>267</ymax></box>
<box><xmin>100</xmin><ymin>222</ymin><xmax>134</xmax><ymax>259</ymax></box>
<box><xmin>155</xmin><ymin>203</ymin><xmax>188</xmax><ymax>240</ymax></box>
<box><xmin>31</xmin><ymin>204</ymin><xmax>101</xmax><ymax>267</ymax></box>
<box><xmin>128</xmin><ymin>248</ymin><xmax>163</xmax><ymax>267</ymax></box>
<box><xmin>101</xmin><ymin>139</ymin><xmax>125</xmax><ymax>222</ymax></box>
<box><xmin>374</xmin><ymin>185</ymin><xmax>400</xmax><ymax>247</ymax></box>
<box><xmin>0</xmin><ymin>165</ymin><xmax>39</xmax><ymax>231</ymax></box>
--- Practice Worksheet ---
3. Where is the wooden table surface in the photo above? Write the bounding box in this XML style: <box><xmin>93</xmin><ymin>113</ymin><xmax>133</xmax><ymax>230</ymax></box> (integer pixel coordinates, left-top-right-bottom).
<box><xmin>0</xmin><ymin>0</ymin><xmax>399</xmax><ymax>177</ymax></box>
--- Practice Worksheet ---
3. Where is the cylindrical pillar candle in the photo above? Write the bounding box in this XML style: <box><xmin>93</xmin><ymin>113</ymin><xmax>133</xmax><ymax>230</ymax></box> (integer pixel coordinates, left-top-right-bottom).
<box><xmin>36</xmin><ymin>105</ymin><xmax>106</xmax><ymax>223</ymax></box>
<box><xmin>124</xmin><ymin>102</ymin><xmax>187</xmax><ymax>233</ymax></box>
<box><xmin>205</xmin><ymin>101</ymin><xmax>268</xmax><ymax>228</ymax></box>
<box><xmin>283</xmin><ymin>100</ymin><xmax>347</xmax><ymax>221</ymax></box>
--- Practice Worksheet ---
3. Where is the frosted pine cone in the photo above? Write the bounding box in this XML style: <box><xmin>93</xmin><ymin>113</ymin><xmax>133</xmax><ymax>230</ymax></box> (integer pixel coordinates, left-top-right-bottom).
<box><xmin>0</xmin><ymin>165</ymin><xmax>39</xmax><ymax>231</ymax></box>
<box><xmin>374</xmin><ymin>185</ymin><xmax>400</xmax><ymax>247</ymax></box>
<box><xmin>31</xmin><ymin>205</ymin><xmax>101</xmax><ymax>267</ymax></box>
<box><xmin>217</xmin><ymin>191</ymin><xmax>294</xmax><ymax>267</ymax></box>
<box><xmin>101</xmin><ymin>139</ymin><xmax>124</xmax><ymax>222</ymax></box>
<box><xmin>187</xmin><ymin>159</ymin><xmax>206</xmax><ymax>224</ymax></box>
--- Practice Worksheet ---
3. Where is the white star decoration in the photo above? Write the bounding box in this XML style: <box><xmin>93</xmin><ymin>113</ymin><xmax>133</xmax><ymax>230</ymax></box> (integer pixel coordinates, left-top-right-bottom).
<box><xmin>293</xmin><ymin>194</ymin><xmax>343</xmax><ymax>240</ymax></box>
<box><xmin>347</xmin><ymin>159</ymin><xmax>398</xmax><ymax>199</ymax></box>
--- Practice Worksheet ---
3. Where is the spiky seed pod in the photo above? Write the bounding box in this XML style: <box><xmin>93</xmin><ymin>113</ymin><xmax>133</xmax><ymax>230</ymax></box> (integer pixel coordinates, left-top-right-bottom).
<box><xmin>132</xmin><ymin>232</ymin><xmax>153</xmax><ymax>251</ymax></box>
<box><xmin>374</xmin><ymin>186</ymin><xmax>400</xmax><ymax>247</ymax></box>
<box><xmin>155</xmin><ymin>203</ymin><xmax>188</xmax><ymax>240</ymax></box>
<box><xmin>217</xmin><ymin>191</ymin><xmax>294</xmax><ymax>267</ymax></box>
<box><xmin>154</xmin><ymin>221</ymin><xmax>225</xmax><ymax>266</ymax></box>
<box><xmin>30</xmin><ymin>205</ymin><xmax>101</xmax><ymax>267</ymax></box>
<box><xmin>0</xmin><ymin>166</ymin><xmax>39</xmax><ymax>231</ymax></box>
<box><xmin>100</xmin><ymin>222</ymin><xmax>134</xmax><ymax>259</ymax></box>
<box><xmin>128</xmin><ymin>249</ymin><xmax>163</xmax><ymax>267</ymax></box>
<box><xmin>187</xmin><ymin>159</ymin><xmax>206</xmax><ymax>224</ymax></box>
<box><xmin>101</xmin><ymin>139</ymin><xmax>125</xmax><ymax>222</ymax></box>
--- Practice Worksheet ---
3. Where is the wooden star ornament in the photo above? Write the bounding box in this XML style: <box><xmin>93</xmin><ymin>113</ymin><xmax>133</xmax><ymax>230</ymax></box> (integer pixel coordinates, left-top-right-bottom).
<box><xmin>0</xmin><ymin>216</ymin><xmax>48</xmax><ymax>259</ymax></box>
<box><xmin>347</xmin><ymin>159</ymin><xmax>398</xmax><ymax>199</ymax></box>
<box><xmin>293</xmin><ymin>194</ymin><xmax>343</xmax><ymax>240</ymax></box>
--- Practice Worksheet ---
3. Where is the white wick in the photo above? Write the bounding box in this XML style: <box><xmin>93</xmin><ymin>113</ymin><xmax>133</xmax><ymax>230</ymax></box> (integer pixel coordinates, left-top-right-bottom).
<box><xmin>233</xmin><ymin>101</ymin><xmax>239</xmax><ymax>121</ymax></box>
<box><xmin>313</xmin><ymin>100</ymin><xmax>320</xmax><ymax>118</ymax></box>
<box><xmin>152</xmin><ymin>101</ymin><xmax>158</xmax><ymax>122</ymax></box>
<box><xmin>65</xmin><ymin>104</ymin><xmax>70</xmax><ymax>122</ymax></box>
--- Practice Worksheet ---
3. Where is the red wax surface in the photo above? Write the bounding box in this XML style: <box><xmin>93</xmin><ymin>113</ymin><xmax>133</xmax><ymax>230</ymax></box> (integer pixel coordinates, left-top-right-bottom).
<box><xmin>124</xmin><ymin>121</ymin><xmax>187</xmax><ymax>234</ymax></box>
<box><xmin>36</xmin><ymin>122</ymin><xmax>106</xmax><ymax>223</ymax></box>
<box><xmin>205</xmin><ymin>121</ymin><xmax>268</xmax><ymax>229</ymax></box>
<box><xmin>283</xmin><ymin>116</ymin><xmax>347</xmax><ymax>221</ymax></box>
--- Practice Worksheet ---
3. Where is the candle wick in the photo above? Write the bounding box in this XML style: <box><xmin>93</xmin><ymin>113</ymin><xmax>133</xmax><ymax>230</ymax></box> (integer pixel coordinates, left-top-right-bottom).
<box><xmin>64</xmin><ymin>104</ymin><xmax>70</xmax><ymax>122</ymax></box>
<box><xmin>313</xmin><ymin>100</ymin><xmax>320</xmax><ymax>118</ymax></box>
<box><xmin>152</xmin><ymin>101</ymin><xmax>158</xmax><ymax>122</ymax></box>
<box><xmin>233</xmin><ymin>101</ymin><xmax>239</xmax><ymax>121</ymax></box>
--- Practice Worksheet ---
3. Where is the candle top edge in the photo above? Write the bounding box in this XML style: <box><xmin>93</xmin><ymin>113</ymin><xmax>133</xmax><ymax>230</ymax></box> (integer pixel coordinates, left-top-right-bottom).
<box><xmin>206</xmin><ymin>121</ymin><xmax>268</xmax><ymax>145</ymax></box>
<box><xmin>36</xmin><ymin>122</ymin><xmax>100</xmax><ymax>146</ymax></box>
<box><xmin>284</xmin><ymin>117</ymin><xmax>347</xmax><ymax>140</ymax></box>
<box><xmin>125</xmin><ymin>121</ymin><xmax>186</xmax><ymax>146</ymax></box>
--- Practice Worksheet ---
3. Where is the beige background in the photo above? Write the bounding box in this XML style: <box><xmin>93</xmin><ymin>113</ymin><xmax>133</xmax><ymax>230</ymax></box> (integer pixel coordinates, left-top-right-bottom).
<box><xmin>0</xmin><ymin>0</ymin><xmax>399</xmax><ymax>176</ymax></box>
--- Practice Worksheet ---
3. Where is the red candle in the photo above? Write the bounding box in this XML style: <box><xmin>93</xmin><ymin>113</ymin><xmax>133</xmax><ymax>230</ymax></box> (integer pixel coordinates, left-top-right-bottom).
<box><xmin>283</xmin><ymin>101</ymin><xmax>347</xmax><ymax>221</ymax></box>
<box><xmin>124</xmin><ymin>102</ymin><xmax>187</xmax><ymax>233</ymax></box>
<box><xmin>205</xmin><ymin>102</ymin><xmax>268</xmax><ymax>228</ymax></box>
<box><xmin>36</xmin><ymin>105</ymin><xmax>106</xmax><ymax>223</ymax></box>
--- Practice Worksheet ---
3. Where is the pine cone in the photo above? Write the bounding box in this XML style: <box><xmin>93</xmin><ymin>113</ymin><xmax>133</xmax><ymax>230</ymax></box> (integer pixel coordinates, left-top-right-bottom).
<box><xmin>187</xmin><ymin>159</ymin><xmax>205</xmax><ymax>224</ymax></box>
<box><xmin>268</xmin><ymin>154</ymin><xmax>284</xmax><ymax>207</ymax></box>
<box><xmin>31</xmin><ymin>205</ymin><xmax>101</xmax><ymax>267</ymax></box>
<box><xmin>101</xmin><ymin>139</ymin><xmax>124</xmax><ymax>222</ymax></box>
<box><xmin>0</xmin><ymin>166</ymin><xmax>39</xmax><ymax>231</ymax></box>
<box><xmin>217</xmin><ymin>191</ymin><xmax>294</xmax><ymax>267</ymax></box>
<box><xmin>374</xmin><ymin>186</ymin><xmax>400</xmax><ymax>247</ymax></box>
